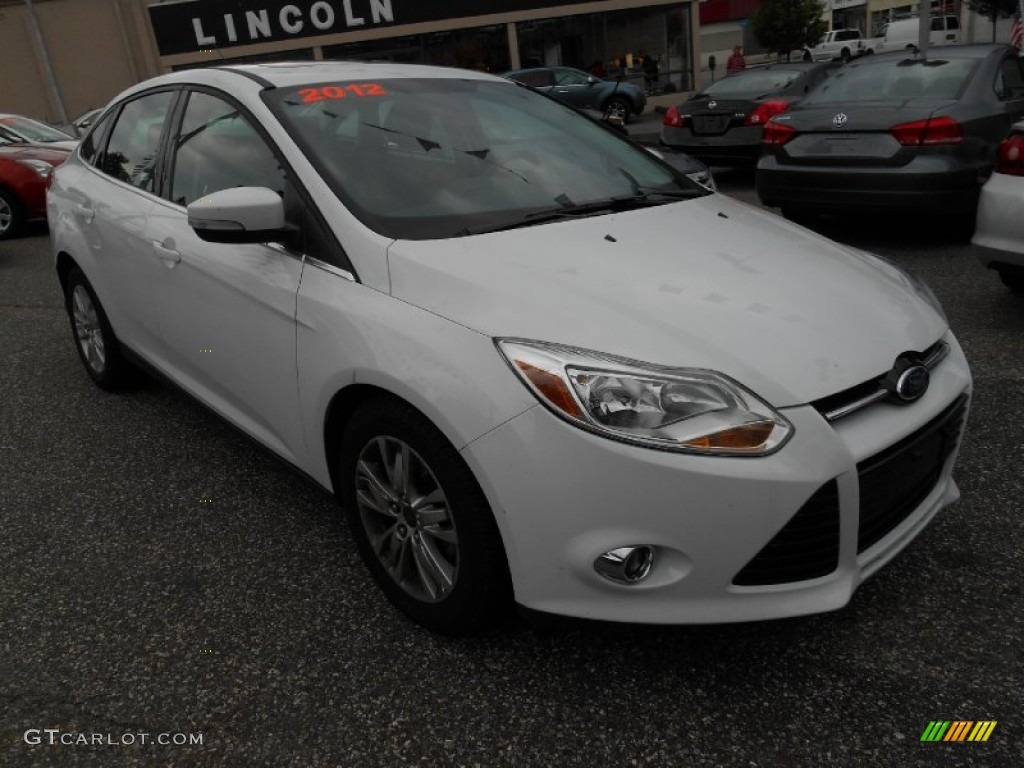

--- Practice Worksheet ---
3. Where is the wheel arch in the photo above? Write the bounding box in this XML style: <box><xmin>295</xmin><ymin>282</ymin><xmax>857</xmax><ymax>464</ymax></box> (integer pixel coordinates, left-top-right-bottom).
<box><xmin>56</xmin><ymin>250</ymin><xmax>78</xmax><ymax>294</ymax></box>
<box><xmin>321</xmin><ymin>381</ymin><xmax>518</xmax><ymax>591</ymax></box>
<box><xmin>323</xmin><ymin>382</ymin><xmax>395</xmax><ymax>497</ymax></box>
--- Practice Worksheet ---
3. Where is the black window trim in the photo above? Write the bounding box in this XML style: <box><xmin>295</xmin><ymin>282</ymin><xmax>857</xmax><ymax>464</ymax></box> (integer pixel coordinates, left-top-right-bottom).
<box><xmin>84</xmin><ymin>86</ymin><xmax>185</xmax><ymax>205</ymax></box>
<box><xmin>161</xmin><ymin>83</ymin><xmax>357</xmax><ymax>280</ymax></box>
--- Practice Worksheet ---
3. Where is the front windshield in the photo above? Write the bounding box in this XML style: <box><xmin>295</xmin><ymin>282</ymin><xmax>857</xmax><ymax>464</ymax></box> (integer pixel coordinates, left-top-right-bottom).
<box><xmin>264</xmin><ymin>78</ymin><xmax>706</xmax><ymax>239</ymax></box>
<box><xmin>0</xmin><ymin>116</ymin><xmax>74</xmax><ymax>142</ymax></box>
<box><xmin>701</xmin><ymin>69</ymin><xmax>802</xmax><ymax>97</ymax></box>
<box><xmin>802</xmin><ymin>58</ymin><xmax>976</xmax><ymax>104</ymax></box>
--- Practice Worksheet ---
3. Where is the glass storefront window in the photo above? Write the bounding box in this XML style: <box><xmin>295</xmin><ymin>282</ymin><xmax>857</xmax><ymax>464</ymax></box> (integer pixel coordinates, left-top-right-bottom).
<box><xmin>516</xmin><ymin>6</ymin><xmax>692</xmax><ymax>95</ymax></box>
<box><xmin>324</xmin><ymin>26</ymin><xmax>510</xmax><ymax>73</ymax></box>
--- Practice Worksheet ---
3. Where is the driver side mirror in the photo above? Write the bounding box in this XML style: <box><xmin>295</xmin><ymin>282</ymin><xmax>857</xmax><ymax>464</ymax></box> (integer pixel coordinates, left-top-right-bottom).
<box><xmin>187</xmin><ymin>186</ymin><xmax>292</xmax><ymax>245</ymax></box>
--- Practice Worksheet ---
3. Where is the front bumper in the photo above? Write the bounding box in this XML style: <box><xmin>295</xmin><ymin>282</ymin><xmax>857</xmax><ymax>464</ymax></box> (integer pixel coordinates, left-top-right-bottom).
<box><xmin>461</xmin><ymin>333</ymin><xmax>971</xmax><ymax>624</ymax></box>
<box><xmin>757</xmin><ymin>155</ymin><xmax>983</xmax><ymax>214</ymax></box>
<box><xmin>973</xmin><ymin>172</ymin><xmax>1024</xmax><ymax>270</ymax></box>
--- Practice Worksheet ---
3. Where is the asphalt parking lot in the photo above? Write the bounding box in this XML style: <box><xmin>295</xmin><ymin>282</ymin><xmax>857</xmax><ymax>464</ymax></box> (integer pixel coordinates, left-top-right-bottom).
<box><xmin>2</xmin><ymin>179</ymin><xmax>1023</xmax><ymax>766</ymax></box>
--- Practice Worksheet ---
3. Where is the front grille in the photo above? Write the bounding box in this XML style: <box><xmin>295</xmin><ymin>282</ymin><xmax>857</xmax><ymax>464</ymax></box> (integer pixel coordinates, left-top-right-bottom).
<box><xmin>856</xmin><ymin>394</ymin><xmax>967</xmax><ymax>554</ymax></box>
<box><xmin>733</xmin><ymin>480</ymin><xmax>840</xmax><ymax>586</ymax></box>
<box><xmin>811</xmin><ymin>340</ymin><xmax>949</xmax><ymax>422</ymax></box>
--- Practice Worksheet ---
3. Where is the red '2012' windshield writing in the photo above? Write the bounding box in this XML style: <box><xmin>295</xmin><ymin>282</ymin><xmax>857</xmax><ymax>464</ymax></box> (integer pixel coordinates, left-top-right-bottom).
<box><xmin>297</xmin><ymin>84</ymin><xmax>388</xmax><ymax>103</ymax></box>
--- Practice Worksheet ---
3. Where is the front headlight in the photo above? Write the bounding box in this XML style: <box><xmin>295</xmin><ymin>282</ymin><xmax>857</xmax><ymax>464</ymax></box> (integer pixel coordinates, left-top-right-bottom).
<box><xmin>16</xmin><ymin>158</ymin><xmax>54</xmax><ymax>179</ymax></box>
<box><xmin>497</xmin><ymin>340</ymin><xmax>792</xmax><ymax>455</ymax></box>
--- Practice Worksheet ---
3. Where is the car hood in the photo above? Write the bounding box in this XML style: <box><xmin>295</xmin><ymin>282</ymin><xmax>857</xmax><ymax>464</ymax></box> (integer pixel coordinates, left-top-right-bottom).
<box><xmin>0</xmin><ymin>145</ymin><xmax>71</xmax><ymax>164</ymax></box>
<box><xmin>386</xmin><ymin>194</ymin><xmax>947</xmax><ymax>407</ymax></box>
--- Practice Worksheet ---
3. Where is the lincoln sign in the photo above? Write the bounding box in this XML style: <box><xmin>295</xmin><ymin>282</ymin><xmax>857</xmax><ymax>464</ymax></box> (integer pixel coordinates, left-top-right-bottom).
<box><xmin>147</xmin><ymin>0</ymin><xmax>599</xmax><ymax>56</ymax></box>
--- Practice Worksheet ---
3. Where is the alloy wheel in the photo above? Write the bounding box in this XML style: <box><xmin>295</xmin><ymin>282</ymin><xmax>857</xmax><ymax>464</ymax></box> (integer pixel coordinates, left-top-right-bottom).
<box><xmin>0</xmin><ymin>196</ymin><xmax>11</xmax><ymax>234</ymax></box>
<box><xmin>72</xmin><ymin>284</ymin><xmax>106</xmax><ymax>373</ymax></box>
<box><xmin>354</xmin><ymin>436</ymin><xmax>459</xmax><ymax>603</ymax></box>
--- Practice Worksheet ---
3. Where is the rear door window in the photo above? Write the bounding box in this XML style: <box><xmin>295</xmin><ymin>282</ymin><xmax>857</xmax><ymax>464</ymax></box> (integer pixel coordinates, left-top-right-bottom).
<box><xmin>995</xmin><ymin>57</ymin><xmax>1024</xmax><ymax>100</ymax></box>
<box><xmin>99</xmin><ymin>91</ymin><xmax>175</xmax><ymax>192</ymax></box>
<box><xmin>80</xmin><ymin>111</ymin><xmax>114</xmax><ymax>167</ymax></box>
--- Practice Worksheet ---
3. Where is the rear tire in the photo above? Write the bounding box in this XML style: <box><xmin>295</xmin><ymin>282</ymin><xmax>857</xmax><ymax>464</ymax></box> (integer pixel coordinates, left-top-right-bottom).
<box><xmin>0</xmin><ymin>188</ymin><xmax>24</xmax><ymax>240</ymax></box>
<box><xmin>63</xmin><ymin>267</ymin><xmax>136</xmax><ymax>390</ymax></box>
<box><xmin>999</xmin><ymin>266</ymin><xmax>1024</xmax><ymax>294</ymax></box>
<box><xmin>338</xmin><ymin>397</ymin><xmax>513</xmax><ymax>635</ymax></box>
<box><xmin>840</xmin><ymin>48</ymin><xmax>852</xmax><ymax>63</ymax></box>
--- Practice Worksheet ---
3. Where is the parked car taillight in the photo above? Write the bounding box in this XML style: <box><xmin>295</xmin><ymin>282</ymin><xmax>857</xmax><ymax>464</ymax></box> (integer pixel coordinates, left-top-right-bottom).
<box><xmin>744</xmin><ymin>99</ymin><xmax>790</xmax><ymax>127</ymax></box>
<box><xmin>662</xmin><ymin>106</ymin><xmax>685</xmax><ymax>128</ymax></box>
<box><xmin>890</xmin><ymin>116</ymin><xmax>963</xmax><ymax>146</ymax></box>
<box><xmin>762</xmin><ymin>120</ymin><xmax>795</xmax><ymax>145</ymax></box>
<box><xmin>995</xmin><ymin>133</ymin><xmax>1024</xmax><ymax>176</ymax></box>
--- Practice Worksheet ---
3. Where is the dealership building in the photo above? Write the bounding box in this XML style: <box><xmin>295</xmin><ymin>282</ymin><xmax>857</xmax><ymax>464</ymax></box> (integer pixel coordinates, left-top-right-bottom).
<box><xmin>0</xmin><ymin>0</ymin><xmax>699</xmax><ymax>126</ymax></box>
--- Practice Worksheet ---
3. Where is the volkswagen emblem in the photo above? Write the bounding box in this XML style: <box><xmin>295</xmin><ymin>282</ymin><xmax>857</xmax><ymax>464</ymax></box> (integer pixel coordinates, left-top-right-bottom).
<box><xmin>832</xmin><ymin>113</ymin><xmax>848</xmax><ymax>128</ymax></box>
<box><xmin>883</xmin><ymin>357</ymin><xmax>930</xmax><ymax>403</ymax></box>
<box><xmin>708</xmin><ymin>100</ymin><xmax>717</xmax><ymax>109</ymax></box>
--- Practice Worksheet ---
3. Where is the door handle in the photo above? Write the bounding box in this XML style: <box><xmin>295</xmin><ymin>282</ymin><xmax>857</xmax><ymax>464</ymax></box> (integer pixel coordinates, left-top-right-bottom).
<box><xmin>152</xmin><ymin>239</ymin><xmax>181</xmax><ymax>266</ymax></box>
<box><xmin>74</xmin><ymin>203</ymin><xmax>94</xmax><ymax>224</ymax></box>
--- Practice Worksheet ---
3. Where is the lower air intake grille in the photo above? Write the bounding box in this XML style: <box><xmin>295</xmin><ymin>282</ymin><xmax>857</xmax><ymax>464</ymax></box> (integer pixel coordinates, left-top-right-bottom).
<box><xmin>857</xmin><ymin>394</ymin><xmax>967</xmax><ymax>554</ymax></box>
<box><xmin>733</xmin><ymin>480</ymin><xmax>840</xmax><ymax>586</ymax></box>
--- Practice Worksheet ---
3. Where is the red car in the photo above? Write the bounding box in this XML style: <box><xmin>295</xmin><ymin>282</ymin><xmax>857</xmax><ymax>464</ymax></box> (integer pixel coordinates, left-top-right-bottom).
<box><xmin>0</xmin><ymin>139</ymin><xmax>69</xmax><ymax>239</ymax></box>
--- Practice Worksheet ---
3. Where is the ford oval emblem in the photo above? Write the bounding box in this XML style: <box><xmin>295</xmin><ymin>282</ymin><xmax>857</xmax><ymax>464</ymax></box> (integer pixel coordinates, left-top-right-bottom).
<box><xmin>883</xmin><ymin>357</ymin><xmax>931</xmax><ymax>404</ymax></box>
<box><xmin>708</xmin><ymin>100</ymin><xmax>717</xmax><ymax>109</ymax></box>
<box><xmin>832</xmin><ymin>113</ymin><xmax>848</xmax><ymax>128</ymax></box>
<box><xmin>895</xmin><ymin>365</ymin><xmax>930</xmax><ymax>402</ymax></box>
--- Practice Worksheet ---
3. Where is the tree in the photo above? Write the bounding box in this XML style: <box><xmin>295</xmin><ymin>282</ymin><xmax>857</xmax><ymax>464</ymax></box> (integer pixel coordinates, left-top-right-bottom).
<box><xmin>752</xmin><ymin>0</ymin><xmax>829</xmax><ymax>61</ymax></box>
<box><xmin>966</xmin><ymin>0</ymin><xmax>1019</xmax><ymax>42</ymax></box>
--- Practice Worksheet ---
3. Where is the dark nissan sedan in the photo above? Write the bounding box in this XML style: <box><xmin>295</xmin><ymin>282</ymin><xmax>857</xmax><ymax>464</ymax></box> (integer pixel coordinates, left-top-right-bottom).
<box><xmin>659</xmin><ymin>62</ymin><xmax>839</xmax><ymax>165</ymax></box>
<box><xmin>757</xmin><ymin>45</ymin><xmax>1024</xmax><ymax>222</ymax></box>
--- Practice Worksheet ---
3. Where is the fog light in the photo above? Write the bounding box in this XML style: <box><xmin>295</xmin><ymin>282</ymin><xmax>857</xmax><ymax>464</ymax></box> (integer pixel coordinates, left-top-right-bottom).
<box><xmin>594</xmin><ymin>546</ymin><xmax>655</xmax><ymax>584</ymax></box>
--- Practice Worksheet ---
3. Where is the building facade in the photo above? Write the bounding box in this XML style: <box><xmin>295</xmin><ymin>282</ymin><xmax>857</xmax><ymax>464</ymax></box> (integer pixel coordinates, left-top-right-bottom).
<box><xmin>0</xmin><ymin>0</ymin><xmax>698</xmax><ymax>126</ymax></box>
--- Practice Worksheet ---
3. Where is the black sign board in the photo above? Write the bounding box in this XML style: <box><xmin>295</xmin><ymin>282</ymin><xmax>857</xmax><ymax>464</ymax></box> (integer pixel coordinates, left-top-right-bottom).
<box><xmin>148</xmin><ymin>0</ymin><xmax>601</xmax><ymax>56</ymax></box>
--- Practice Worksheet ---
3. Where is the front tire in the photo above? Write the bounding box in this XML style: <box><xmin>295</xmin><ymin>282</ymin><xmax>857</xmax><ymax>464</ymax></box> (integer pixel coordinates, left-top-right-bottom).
<box><xmin>603</xmin><ymin>96</ymin><xmax>632</xmax><ymax>125</ymax></box>
<box><xmin>64</xmin><ymin>267</ymin><xmax>135</xmax><ymax>390</ymax></box>
<box><xmin>840</xmin><ymin>47</ymin><xmax>852</xmax><ymax>63</ymax></box>
<box><xmin>0</xmin><ymin>188</ymin><xmax>24</xmax><ymax>240</ymax></box>
<box><xmin>339</xmin><ymin>397</ymin><xmax>512</xmax><ymax>635</ymax></box>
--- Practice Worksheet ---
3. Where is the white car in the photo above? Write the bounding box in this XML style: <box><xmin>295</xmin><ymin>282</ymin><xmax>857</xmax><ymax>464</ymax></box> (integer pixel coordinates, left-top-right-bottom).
<box><xmin>973</xmin><ymin>121</ymin><xmax>1024</xmax><ymax>294</ymax></box>
<box><xmin>48</xmin><ymin>63</ymin><xmax>971</xmax><ymax>635</ymax></box>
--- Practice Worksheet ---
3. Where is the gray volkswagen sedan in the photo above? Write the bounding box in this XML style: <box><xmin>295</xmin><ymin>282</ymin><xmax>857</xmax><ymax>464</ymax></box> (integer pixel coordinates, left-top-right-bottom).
<box><xmin>757</xmin><ymin>45</ymin><xmax>1024</xmax><ymax>224</ymax></box>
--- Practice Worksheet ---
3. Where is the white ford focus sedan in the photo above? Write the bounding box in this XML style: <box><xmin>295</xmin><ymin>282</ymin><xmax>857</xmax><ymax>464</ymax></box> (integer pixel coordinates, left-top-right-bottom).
<box><xmin>48</xmin><ymin>63</ymin><xmax>971</xmax><ymax>634</ymax></box>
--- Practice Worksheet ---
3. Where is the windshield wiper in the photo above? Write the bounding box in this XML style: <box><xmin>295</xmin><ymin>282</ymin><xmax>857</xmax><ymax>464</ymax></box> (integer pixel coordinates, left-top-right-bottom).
<box><xmin>458</xmin><ymin>192</ymin><xmax>694</xmax><ymax>236</ymax></box>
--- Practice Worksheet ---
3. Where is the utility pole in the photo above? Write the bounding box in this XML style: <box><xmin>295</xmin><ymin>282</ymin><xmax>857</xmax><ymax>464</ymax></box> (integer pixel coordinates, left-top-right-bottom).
<box><xmin>917</xmin><ymin>0</ymin><xmax>931</xmax><ymax>53</ymax></box>
<box><xmin>24</xmin><ymin>0</ymin><xmax>68</xmax><ymax>125</ymax></box>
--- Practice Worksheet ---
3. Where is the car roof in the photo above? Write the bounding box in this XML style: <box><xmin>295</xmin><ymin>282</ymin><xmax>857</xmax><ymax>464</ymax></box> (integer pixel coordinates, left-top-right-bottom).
<box><xmin>738</xmin><ymin>61</ymin><xmax>831</xmax><ymax>72</ymax></box>
<box><xmin>148</xmin><ymin>61</ymin><xmax>502</xmax><ymax>91</ymax></box>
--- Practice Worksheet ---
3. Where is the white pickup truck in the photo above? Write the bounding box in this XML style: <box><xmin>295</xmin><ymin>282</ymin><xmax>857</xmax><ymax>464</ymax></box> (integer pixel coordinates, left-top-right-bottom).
<box><xmin>802</xmin><ymin>29</ymin><xmax>882</xmax><ymax>62</ymax></box>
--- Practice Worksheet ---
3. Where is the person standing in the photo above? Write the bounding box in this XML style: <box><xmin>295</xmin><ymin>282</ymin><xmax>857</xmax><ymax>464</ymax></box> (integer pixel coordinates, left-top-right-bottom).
<box><xmin>726</xmin><ymin>44</ymin><xmax>746</xmax><ymax>75</ymax></box>
<box><xmin>642</xmin><ymin>52</ymin><xmax>659</xmax><ymax>93</ymax></box>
